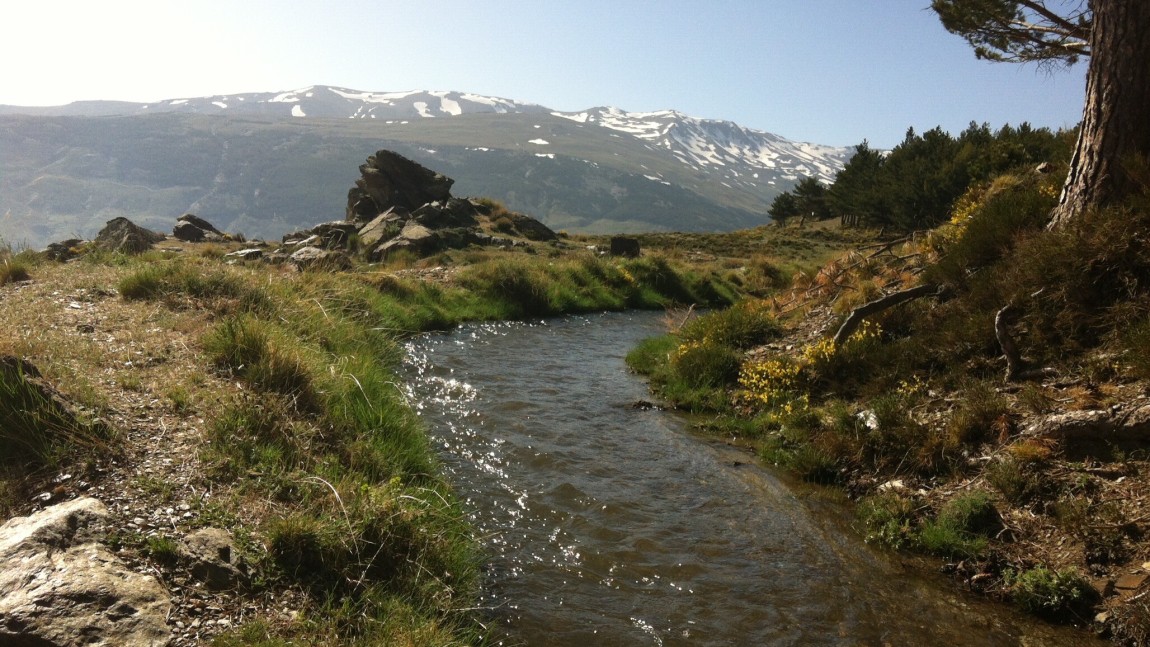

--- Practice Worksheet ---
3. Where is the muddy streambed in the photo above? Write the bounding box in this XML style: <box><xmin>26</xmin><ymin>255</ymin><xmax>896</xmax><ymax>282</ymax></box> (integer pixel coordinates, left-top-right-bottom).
<box><xmin>402</xmin><ymin>311</ymin><xmax>1098</xmax><ymax>646</ymax></box>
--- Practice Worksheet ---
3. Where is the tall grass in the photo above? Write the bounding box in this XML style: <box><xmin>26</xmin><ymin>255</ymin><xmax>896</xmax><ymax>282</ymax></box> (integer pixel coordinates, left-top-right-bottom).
<box><xmin>119</xmin><ymin>260</ymin><xmax>271</xmax><ymax>313</ymax></box>
<box><xmin>0</xmin><ymin>357</ymin><xmax>110</xmax><ymax>468</ymax></box>
<box><xmin>194</xmin><ymin>267</ymin><xmax>485</xmax><ymax>644</ymax></box>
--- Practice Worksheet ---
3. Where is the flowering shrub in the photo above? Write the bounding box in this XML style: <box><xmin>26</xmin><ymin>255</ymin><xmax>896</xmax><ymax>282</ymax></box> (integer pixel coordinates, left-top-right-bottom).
<box><xmin>735</xmin><ymin>358</ymin><xmax>803</xmax><ymax>410</ymax></box>
<box><xmin>736</xmin><ymin>321</ymin><xmax>883</xmax><ymax>413</ymax></box>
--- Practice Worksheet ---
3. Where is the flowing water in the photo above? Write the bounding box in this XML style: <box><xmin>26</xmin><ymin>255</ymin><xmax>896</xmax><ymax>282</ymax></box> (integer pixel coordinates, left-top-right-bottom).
<box><xmin>402</xmin><ymin>311</ymin><xmax>1098</xmax><ymax>646</ymax></box>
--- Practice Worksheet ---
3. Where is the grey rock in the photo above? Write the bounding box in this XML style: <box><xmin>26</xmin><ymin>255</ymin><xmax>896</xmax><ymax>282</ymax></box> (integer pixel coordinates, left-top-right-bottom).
<box><xmin>357</xmin><ymin>208</ymin><xmax>406</xmax><ymax>249</ymax></box>
<box><xmin>180</xmin><ymin>528</ymin><xmax>246</xmax><ymax>591</ymax></box>
<box><xmin>346</xmin><ymin>150</ymin><xmax>454</xmax><ymax>221</ymax></box>
<box><xmin>175</xmin><ymin>213</ymin><xmax>223</xmax><ymax>236</ymax></box>
<box><xmin>411</xmin><ymin>198</ymin><xmax>478</xmax><ymax>229</ymax></box>
<box><xmin>309</xmin><ymin>221</ymin><xmax>359</xmax><ymax>249</ymax></box>
<box><xmin>94</xmin><ymin>218</ymin><xmax>165</xmax><ymax>255</ymax></box>
<box><xmin>289</xmin><ymin>246</ymin><xmax>350</xmax><ymax>270</ymax></box>
<box><xmin>225</xmin><ymin>248</ymin><xmax>263</xmax><ymax>261</ymax></box>
<box><xmin>0</xmin><ymin>498</ymin><xmax>170</xmax><ymax>646</ymax></box>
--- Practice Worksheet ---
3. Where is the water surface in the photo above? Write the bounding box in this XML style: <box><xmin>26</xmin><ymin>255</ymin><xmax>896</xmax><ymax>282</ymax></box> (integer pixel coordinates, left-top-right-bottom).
<box><xmin>403</xmin><ymin>311</ymin><xmax>1096</xmax><ymax>646</ymax></box>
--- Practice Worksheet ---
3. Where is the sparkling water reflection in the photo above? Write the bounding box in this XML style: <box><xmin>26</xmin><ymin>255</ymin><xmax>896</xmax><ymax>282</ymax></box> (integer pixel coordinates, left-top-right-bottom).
<box><xmin>403</xmin><ymin>311</ymin><xmax>1097</xmax><ymax>646</ymax></box>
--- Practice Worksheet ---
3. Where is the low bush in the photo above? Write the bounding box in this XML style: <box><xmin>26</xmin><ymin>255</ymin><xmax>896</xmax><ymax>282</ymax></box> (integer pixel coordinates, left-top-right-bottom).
<box><xmin>917</xmin><ymin>492</ymin><xmax>997</xmax><ymax>559</ymax></box>
<box><xmin>678</xmin><ymin>299</ymin><xmax>780</xmax><ymax>349</ymax></box>
<box><xmin>1005</xmin><ymin>566</ymin><xmax>1093</xmax><ymax>618</ymax></box>
<box><xmin>986</xmin><ymin>456</ymin><xmax>1047</xmax><ymax>505</ymax></box>
<box><xmin>0</xmin><ymin>256</ymin><xmax>31</xmax><ymax>286</ymax></box>
<box><xmin>858</xmin><ymin>491</ymin><xmax>917</xmax><ymax>549</ymax></box>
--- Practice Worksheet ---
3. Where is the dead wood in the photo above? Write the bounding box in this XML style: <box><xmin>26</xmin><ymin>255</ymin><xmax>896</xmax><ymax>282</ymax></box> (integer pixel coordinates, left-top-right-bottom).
<box><xmin>832</xmin><ymin>283</ymin><xmax>938</xmax><ymax>346</ymax></box>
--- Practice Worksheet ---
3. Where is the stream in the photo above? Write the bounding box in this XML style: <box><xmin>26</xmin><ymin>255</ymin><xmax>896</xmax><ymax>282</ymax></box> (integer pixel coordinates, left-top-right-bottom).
<box><xmin>401</xmin><ymin>311</ymin><xmax>1098</xmax><ymax>646</ymax></box>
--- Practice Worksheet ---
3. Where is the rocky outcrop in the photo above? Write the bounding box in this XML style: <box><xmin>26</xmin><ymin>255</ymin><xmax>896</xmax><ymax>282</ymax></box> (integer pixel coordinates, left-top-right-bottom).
<box><xmin>94</xmin><ymin>218</ymin><xmax>165</xmax><ymax>255</ymax></box>
<box><xmin>277</xmin><ymin>152</ymin><xmax>555</xmax><ymax>264</ymax></box>
<box><xmin>0</xmin><ymin>498</ymin><xmax>170</xmax><ymax>646</ymax></box>
<box><xmin>346</xmin><ymin>150</ymin><xmax>454</xmax><ymax>221</ymax></box>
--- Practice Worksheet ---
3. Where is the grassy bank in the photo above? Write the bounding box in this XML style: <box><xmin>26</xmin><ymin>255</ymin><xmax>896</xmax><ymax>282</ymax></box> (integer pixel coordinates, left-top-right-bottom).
<box><xmin>627</xmin><ymin>168</ymin><xmax>1150</xmax><ymax>643</ymax></box>
<box><xmin>0</xmin><ymin>236</ymin><xmax>758</xmax><ymax>645</ymax></box>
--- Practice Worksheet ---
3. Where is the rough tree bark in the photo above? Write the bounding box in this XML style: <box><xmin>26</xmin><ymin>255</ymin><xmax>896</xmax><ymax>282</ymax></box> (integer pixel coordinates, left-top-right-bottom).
<box><xmin>1048</xmin><ymin>0</ymin><xmax>1150</xmax><ymax>228</ymax></box>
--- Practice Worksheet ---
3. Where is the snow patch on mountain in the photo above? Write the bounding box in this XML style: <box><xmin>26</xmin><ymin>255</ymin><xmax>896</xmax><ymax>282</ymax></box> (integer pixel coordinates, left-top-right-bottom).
<box><xmin>546</xmin><ymin>106</ymin><xmax>850</xmax><ymax>185</ymax></box>
<box><xmin>4</xmin><ymin>85</ymin><xmax>850</xmax><ymax>192</ymax></box>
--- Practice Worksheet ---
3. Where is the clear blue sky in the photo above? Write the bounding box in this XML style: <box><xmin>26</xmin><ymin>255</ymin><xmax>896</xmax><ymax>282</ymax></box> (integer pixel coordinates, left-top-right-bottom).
<box><xmin>2</xmin><ymin>0</ymin><xmax>1085</xmax><ymax>148</ymax></box>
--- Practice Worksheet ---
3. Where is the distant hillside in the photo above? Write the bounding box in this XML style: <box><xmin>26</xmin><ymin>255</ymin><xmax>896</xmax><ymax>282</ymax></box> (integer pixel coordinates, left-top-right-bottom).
<box><xmin>0</xmin><ymin>86</ymin><xmax>852</xmax><ymax>247</ymax></box>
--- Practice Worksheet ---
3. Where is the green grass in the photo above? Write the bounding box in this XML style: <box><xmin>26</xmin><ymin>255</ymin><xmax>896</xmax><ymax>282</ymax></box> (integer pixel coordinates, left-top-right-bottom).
<box><xmin>0</xmin><ymin>256</ymin><xmax>31</xmax><ymax>285</ymax></box>
<box><xmin>118</xmin><ymin>260</ymin><xmax>271</xmax><ymax>313</ymax></box>
<box><xmin>626</xmin><ymin>299</ymin><xmax>780</xmax><ymax>412</ymax></box>
<box><xmin>916</xmin><ymin>492</ymin><xmax>997</xmax><ymax>559</ymax></box>
<box><xmin>0</xmin><ymin>357</ymin><xmax>110</xmax><ymax>470</ymax></box>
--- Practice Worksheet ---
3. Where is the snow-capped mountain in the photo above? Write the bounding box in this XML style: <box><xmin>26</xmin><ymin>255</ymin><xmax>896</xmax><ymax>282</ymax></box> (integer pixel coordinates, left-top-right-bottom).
<box><xmin>135</xmin><ymin>86</ymin><xmax>552</xmax><ymax>120</ymax></box>
<box><xmin>552</xmin><ymin>106</ymin><xmax>848</xmax><ymax>186</ymax></box>
<box><xmin>0</xmin><ymin>86</ymin><xmax>854</xmax><ymax>246</ymax></box>
<box><xmin>85</xmin><ymin>85</ymin><xmax>849</xmax><ymax>185</ymax></box>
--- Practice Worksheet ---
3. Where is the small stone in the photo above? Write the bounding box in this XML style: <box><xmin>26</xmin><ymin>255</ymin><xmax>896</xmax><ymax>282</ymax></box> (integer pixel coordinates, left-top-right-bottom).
<box><xmin>877</xmin><ymin>479</ymin><xmax>906</xmax><ymax>492</ymax></box>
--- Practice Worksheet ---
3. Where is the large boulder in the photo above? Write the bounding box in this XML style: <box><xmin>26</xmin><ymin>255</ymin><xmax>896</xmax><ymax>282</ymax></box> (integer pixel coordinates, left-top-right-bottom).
<box><xmin>346</xmin><ymin>150</ymin><xmax>454</xmax><ymax>222</ymax></box>
<box><xmin>610</xmin><ymin>236</ymin><xmax>641</xmax><ymax>258</ymax></box>
<box><xmin>0</xmin><ymin>498</ymin><xmax>170</xmax><ymax>646</ymax></box>
<box><xmin>172</xmin><ymin>214</ymin><xmax>225</xmax><ymax>242</ymax></box>
<box><xmin>94</xmin><ymin>218</ymin><xmax>165</xmax><ymax>255</ymax></box>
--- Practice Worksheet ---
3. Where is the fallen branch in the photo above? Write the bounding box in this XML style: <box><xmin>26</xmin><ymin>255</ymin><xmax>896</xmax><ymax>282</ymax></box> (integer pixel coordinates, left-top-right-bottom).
<box><xmin>832</xmin><ymin>284</ymin><xmax>938</xmax><ymax>346</ymax></box>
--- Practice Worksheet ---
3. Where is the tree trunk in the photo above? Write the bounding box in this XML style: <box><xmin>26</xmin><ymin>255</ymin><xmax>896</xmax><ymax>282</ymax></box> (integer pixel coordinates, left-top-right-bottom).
<box><xmin>1048</xmin><ymin>0</ymin><xmax>1150</xmax><ymax>229</ymax></box>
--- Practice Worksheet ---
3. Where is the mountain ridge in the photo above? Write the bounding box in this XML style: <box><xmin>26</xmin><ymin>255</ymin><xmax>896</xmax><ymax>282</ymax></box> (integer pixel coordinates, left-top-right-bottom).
<box><xmin>0</xmin><ymin>86</ymin><xmax>853</xmax><ymax>247</ymax></box>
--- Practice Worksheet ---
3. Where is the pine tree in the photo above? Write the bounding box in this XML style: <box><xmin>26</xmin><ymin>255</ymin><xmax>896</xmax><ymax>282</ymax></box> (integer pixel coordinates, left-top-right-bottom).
<box><xmin>932</xmin><ymin>0</ymin><xmax>1150</xmax><ymax>227</ymax></box>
